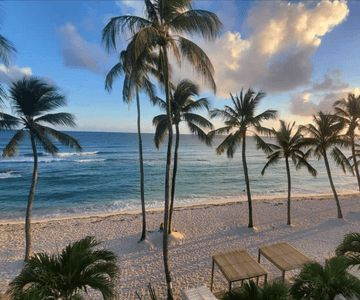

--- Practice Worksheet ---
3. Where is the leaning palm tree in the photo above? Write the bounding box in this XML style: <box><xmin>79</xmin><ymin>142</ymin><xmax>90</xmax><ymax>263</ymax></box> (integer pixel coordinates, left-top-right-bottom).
<box><xmin>0</xmin><ymin>77</ymin><xmax>81</xmax><ymax>261</ymax></box>
<box><xmin>102</xmin><ymin>1</ymin><xmax>221</xmax><ymax>297</ymax></box>
<box><xmin>255</xmin><ymin>120</ymin><xmax>317</xmax><ymax>225</ymax></box>
<box><xmin>210</xmin><ymin>89</ymin><xmax>277</xmax><ymax>228</ymax></box>
<box><xmin>8</xmin><ymin>236</ymin><xmax>118</xmax><ymax>299</ymax></box>
<box><xmin>153</xmin><ymin>80</ymin><xmax>213</xmax><ymax>233</ymax></box>
<box><xmin>290</xmin><ymin>256</ymin><xmax>360</xmax><ymax>300</ymax></box>
<box><xmin>105</xmin><ymin>48</ymin><xmax>157</xmax><ymax>242</ymax></box>
<box><xmin>301</xmin><ymin>112</ymin><xmax>352</xmax><ymax>219</ymax></box>
<box><xmin>336</xmin><ymin>232</ymin><xmax>360</xmax><ymax>269</ymax></box>
<box><xmin>334</xmin><ymin>93</ymin><xmax>360</xmax><ymax>191</ymax></box>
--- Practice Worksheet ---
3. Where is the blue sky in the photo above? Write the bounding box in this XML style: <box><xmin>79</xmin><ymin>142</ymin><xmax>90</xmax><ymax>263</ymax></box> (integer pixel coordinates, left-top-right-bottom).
<box><xmin>1</xmin><ymin>0</ymin><xmax>359</xmax><ymax>132</ymax></box>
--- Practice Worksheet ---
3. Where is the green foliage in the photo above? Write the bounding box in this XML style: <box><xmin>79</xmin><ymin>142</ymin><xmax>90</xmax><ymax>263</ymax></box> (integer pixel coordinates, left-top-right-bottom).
<box><xmin>211</xmin><ymin>89</ymin><xmax>277</xmax><ymax>158</ymax></box>
<box><xmin>256</xmin><ymin>120</ymin><xmax>317</xmax><ymax>177</ymax></box>
<box><xmin>8</xmin><ymin>236</ymin><xmax>118</xmax><ymax>300</ymax></box>
<box><xmin>0</xmin><ymin>77</ymin><xmax>81</xmax><ymax>157</ymax></box>
<box><xmin>223</xmin><ymin>281</ymin><xmax>289</xmax><ymax>300</ymax></box>
<box><xmin>336</xmin><ymin>232</ymin><xmax>360</xmax><ymax>269</ymax></box>
<box><xmin>153</xmin><ymin>79</ymin><xmax>213</xmax><ymax>148</ymax></box>
<box><xmin>290</xmin><ymin>256</ymin><xmax>360</xmax><ymax>300</ymax></box>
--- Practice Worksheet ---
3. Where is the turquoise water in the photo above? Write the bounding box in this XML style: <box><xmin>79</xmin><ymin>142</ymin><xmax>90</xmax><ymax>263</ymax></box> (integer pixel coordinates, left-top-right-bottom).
<box><xmin>0</xmin><ymin>131</ymin><xmax>357</xmax><ymax>220</ymax></box>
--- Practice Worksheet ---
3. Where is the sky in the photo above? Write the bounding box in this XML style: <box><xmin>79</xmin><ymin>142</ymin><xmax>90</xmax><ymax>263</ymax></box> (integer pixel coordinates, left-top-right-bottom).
<box><xmin>0</xmin><ymin>0</ymin><xmax>359</xmax><ymax>133</ymax></box>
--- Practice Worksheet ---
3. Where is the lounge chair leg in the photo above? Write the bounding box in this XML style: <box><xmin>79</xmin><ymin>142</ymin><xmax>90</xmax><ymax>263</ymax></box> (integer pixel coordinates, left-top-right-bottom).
<box><xmin>210</xmin><ymin>259</ymin><xmax>215</xmax><ymax>291</ymax></box>
<box><xmin>258</xmin><ymin>250</ymin><xmax>261</xmax><ymax>263</ymax></box>
<box><xmin>256</xmin><ymin>276</ymin><xmax>259</xmax><ymax>285</ymax></box>
<box><xmin>282</xmin><ymin>271</ymin><xmax>285</xmax><ymax>282</ymax></box>
<box><xmin>264</xmin><ymin>274</ymin><xmax>267</xmax><ymax>285</ymax></box>
<box><xmin>228</xmin><ymin>281</ymin><xmax>232</xmax><ymax>291</ymax></box>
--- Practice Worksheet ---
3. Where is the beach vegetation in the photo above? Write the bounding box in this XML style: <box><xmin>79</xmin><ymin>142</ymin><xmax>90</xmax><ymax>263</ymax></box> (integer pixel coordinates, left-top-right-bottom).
<box><xmin>255</xmin><ymin>120</ymin><xmax>317</xmax><ymax>225</ymax></box>
<box><xmin>153</xmin><ymin>79</ymin><xmax>213</xmax><ymax>233</ymax></box>
<box><xmin>336</xmin><ymin>232</ymin><xmax>360</xmax><ymax>269</ymax></box>
<box><xmin>0</xmin><ymin>77</ymin><xmax>81</xmax><ymax>261</ymax></box>
<box><xmin>210</xmin><ymin>89</ymin><xmax>277</xmax><ymax>228</ymax></box>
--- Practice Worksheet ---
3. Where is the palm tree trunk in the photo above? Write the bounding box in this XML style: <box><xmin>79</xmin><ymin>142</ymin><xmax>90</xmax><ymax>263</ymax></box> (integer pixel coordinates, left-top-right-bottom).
<box><xmin>285</xmin><ymin>157</ymin><xmax>291</xmax><ymax>225</ymax></box>
<box><xmin>323</xmin><ymin>150</ymin><xmax>343</xmax><ymax>218</ymax></box>
<box><xmin>351</xmin><ymin>137</ymin><xmax>360</xmax><ymax>191</ymax></box>
<box><xmin>168</xmin><ymin>124</ymin><xmax>179</xmax><ymax>234</ymax></box>
<box><xmin>25</xmin><ymin>133</ymin><xmax>38</xmax><ymax>261</ymax></box>
<box><xmin>136</xmin><ymin>89</ymin><xmax>146</xmax><ymax>241</ymax></box>
<box><xmin>161</xmin><ymin>44</ymin><xmax>174</xmax><ymax>300</ymax></box>
<box><xmin>241</xmin><ymin>131</ymin><xmax>253</xmax><ymax>228</ymax></box>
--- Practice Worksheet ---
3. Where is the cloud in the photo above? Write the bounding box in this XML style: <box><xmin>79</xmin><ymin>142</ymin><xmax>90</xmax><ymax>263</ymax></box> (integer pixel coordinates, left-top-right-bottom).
<box><xmin>0</xmin><ymin>64</ymin><xmax>32</xmax><ymax>84</ymax></box>
<box><xmin>58</xmin><ymin>23</ymin><xmax>107</xmax><ymax>74</ymax></box>
<box><xmin>116</xmin><ymin>0</ymin><xmax>144</xmax><ymax>16</ymax></box>
<box><xmin>290</xmin><ymin>87</ymin><xmax>360</xmax><ymax>117</ymax></box>
<box><xmin>306</xmin><ymin>69</ymin><xmax>349</xmax><ymax>92</ymax></box>
<box><xmin>196</xmin><ymin>0</ymin><xmax>349</xmax><ymax>97</ymax></box>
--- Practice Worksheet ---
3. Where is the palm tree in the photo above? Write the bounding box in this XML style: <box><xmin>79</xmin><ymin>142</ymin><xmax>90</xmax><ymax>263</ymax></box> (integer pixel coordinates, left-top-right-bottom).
<box><xmin>0</xmin><ymin>77</ymin><xmax>81</xmax><ymax>261</ymax></box>
<box><xmin>223</xmin><ymin>280</ymin><xmax>288</xmax><ymax>300</ymax></box>
<box><xmin>0</xmin><ymin>29</ymin><xmax>16</xmax><ymax>100</ymax></box>
<box><xmin>255</xmin><ymin>120</ymin><xmax>317</xmax><ymax>225</ymax></box>
<box><xmin>102</xmin><ymin>1</ymin><xmax>221</xmax><ymax>297</ymax></box>
<box><xmin>210</xmin><ymin>89</ymin><xmax>277</xmax><ymax>228</ymax></box>
<box><xmin>105</xmin><ymin>48</ymin><xmax>157</xmax><ymax>242</ymax></box>
<box><xmin>334</xmin><ymin>94</ymin><xmax>360</xmax><ymax>191</ymax></box>
<box><xmin>153</xmin><ymin>80</ymin><xmax>213</xmax><ymax>233</ymax></box>
<box><xmin>301</xmin><ymin>112</ymin><xmax>352</xmax><ymax>219</ymax></box>
<box><xmin>336</xmin><ymin>232</ymin><xmax>360</xmax><ymax>269</ymax></box>
<box><xmin>8</xmin><ymin>236</ymin><xmax>118</xmax><ymax>299</ymax></box>
<box><xmin>290</xmin><ymin>256</ymin><xmax>360</xmax><ymax>300</ymax></box>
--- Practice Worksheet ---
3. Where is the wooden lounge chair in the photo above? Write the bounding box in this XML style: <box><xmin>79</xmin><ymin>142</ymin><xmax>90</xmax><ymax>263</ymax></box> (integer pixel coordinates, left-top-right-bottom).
<box><xmin>258</xmin><ymin>242</ymin><xmax>311</xmax><ymax>282</ymax></box>
<box><xmin>211</xmin><ymin>249</ymin><xmax>267</xmax><ymax>292</ymax></box>
<box><xmin>182</xmin><ymin>285</ymin><xmax>217</xmax><ymax>300</ymax></box>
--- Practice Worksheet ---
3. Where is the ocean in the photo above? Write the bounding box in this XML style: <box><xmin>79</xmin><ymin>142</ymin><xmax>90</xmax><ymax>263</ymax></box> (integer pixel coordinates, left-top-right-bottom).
<box><xmin>0</xmin><ymin>131</ymin><xmax>357</xmax><ymax>220</ymax></box>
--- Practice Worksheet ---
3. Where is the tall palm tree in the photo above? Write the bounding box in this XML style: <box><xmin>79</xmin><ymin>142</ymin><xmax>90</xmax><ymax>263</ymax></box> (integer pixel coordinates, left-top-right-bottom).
<box><xmin>105</xmin><ymin>48</ymin><xmax>157</xmax><ymax>242</ymax></box>
<box><xmin>290</xmin><ymin>257</ymin><xmax>360</xmax><ymax>300</ymax></box>
<box><xmin>8</xmin><ymin>236</ymin><xmax>118</xmax><ymax>299</ymax></box>
<box><xmin>210</xmin><ymin>89</ymin><xmax>277</xmax><ymax>228</ymax></box>
<box><xmin>336</xmin><ymin>232</ymin><xmax>360</xmax><ymax>269</ymax></box>
<box><xmin>0</xmin><ymin>77</ymin><xmax>81</xmax><ymax>261</ymax></box>
<box><xmin>301</xmin><ymin>112</ymin><xmax>352</xmax><ymax>219</ymax></box>
<box><xmin>334</xmin><ymin>93</ymin><xmax>360</xmax><ymax>191</ymax></box>
<box><xmin>102</xmin><ymin>1</ymin><xmax>221</xmax><ymax>297</ymax></box>
<box><xmin>153</xmin><ymin>80</ymin><xmax>213</xmax><ymax>233</ymax></box>
<box><xmin>255</xmin><ymin>120</ymin><xmax>317</xmax><ymax>225</ymax></box>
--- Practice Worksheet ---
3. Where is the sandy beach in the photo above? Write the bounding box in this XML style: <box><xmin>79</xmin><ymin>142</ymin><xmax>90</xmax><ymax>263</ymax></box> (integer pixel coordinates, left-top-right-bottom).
<box><xmin>1</xmin><ymin>195</ymin><xmax>360</xmax><ymax>299</ymax></box>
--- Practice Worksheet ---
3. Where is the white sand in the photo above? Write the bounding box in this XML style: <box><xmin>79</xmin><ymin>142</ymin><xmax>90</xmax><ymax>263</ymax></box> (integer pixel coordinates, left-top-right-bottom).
<box><xmin>1</xmin><ymin>195</ymin><xmax>360</xmax><ymax>299</ymax></box>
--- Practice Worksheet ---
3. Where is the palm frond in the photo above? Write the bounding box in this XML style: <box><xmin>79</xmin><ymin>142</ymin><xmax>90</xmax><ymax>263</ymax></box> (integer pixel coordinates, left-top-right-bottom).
<box><xmin>0</xmin><ymin>113</ymin><xmax>21</xmax><ymax>129</ymax></box>
<box><xmin>331</xmin><ymin>146</ymin><xmax>354</xmax><ymax>174</ymax></box>
<box><xmin>40</xmin><ymin>125</ymin><xmax>82</xmax><ymax>152</ymax></box>
<box><xmin>0</xmin><ymin>34</ymin><xmax>16</xmax><ymax>66</ymax></box>
<box><xmin>35</xmin><ymin>113</ymin><xmax>76</xmax><ymax>127</ymax></box>
<box><xmin>3</xmin><ymin>129</ymin><xmax>25</xmax><ymax>157</ymax></box>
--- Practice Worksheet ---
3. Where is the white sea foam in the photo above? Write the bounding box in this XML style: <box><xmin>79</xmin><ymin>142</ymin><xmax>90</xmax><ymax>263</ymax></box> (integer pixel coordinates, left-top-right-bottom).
<box><xmin>56</xmin><ymin>151</ymin><xmax>98</xmax><ymax>157</ymax></box>
<box><xmin>0</xmin><ymin>171</ymin><xmax>22</xmax><ymax>179</ymax></box>
<box><xmin>75</xmin><ymin>159</ymin><xmax>106</xmax><ymax>163</ymax></box>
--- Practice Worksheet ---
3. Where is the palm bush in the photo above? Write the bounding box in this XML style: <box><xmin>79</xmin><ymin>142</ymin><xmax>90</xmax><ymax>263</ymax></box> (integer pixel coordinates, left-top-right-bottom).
<box><xmin>211</xmin><ymin>89</ymin><xmax>277</xmax><ymax>228</ymax></box>
<box><xmin>223</xmin><ymin>280</ymin><xmax>289</xmax><ymax>300</ymax></box>
<box><xmin>336</xmin><ymin>232</ymin><xmax>360</xmax><ymax>269</ymax></box>
<box><xmin>0</xmin><ymin>77</ymin><xmax>81</xmax><ymax>261</ymax></box>
<box><xmin>8</xmin><ymin>236</ymin><xmax>118</xmax><ymax>300</ymax></box>
<box><xmin>9</xmin><ymin>236</ymin><xmax>118</xmax><ymax>300</ymax></box>
<box><xmin>256</xmin><ymin>121</ymin><xmax>317</xmax><ymax>225</ymax></box>
<box><xmin>301</xmin><ymin>112</ymin><xmax>352</xmax><ymax>219</ymax></box>
<box><xmin>290</xmin><ymin>256</ymin><xmax>360</xmax><ymax>300</ymax></box>
<box><xmin>153</xmin><ymin>79</ymin><xmax>213</xmax><ymax>233</ymax></box>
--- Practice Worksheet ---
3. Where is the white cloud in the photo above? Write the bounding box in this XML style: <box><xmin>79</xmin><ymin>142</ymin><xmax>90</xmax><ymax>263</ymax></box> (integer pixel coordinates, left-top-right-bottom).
<box><xmin>196</xmin><ymin>0</ymin><xmax>349</xmax><ymax>97</ymax></box>
<box><xmin>116</xmin><ymin>0</ymin><xmax>144</xmax><ymax>16</ymax></box>
<box><xmin>0</xmin><ymin>64</ymin><xmax>32</xmax><ymax>84</ymax></box>
<box><xmin>58</xmin><ymin>23</ymin><xmax>107</xmax><ymax>74</ymax></box>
